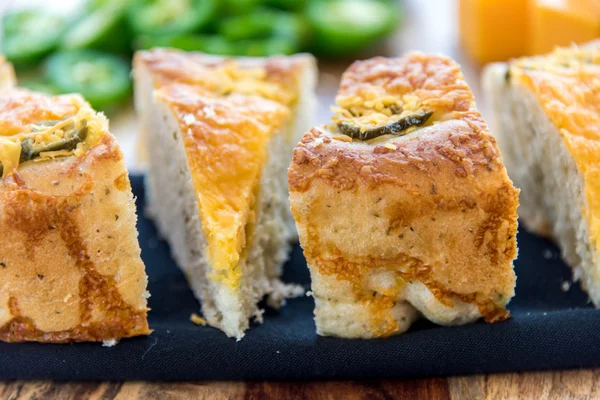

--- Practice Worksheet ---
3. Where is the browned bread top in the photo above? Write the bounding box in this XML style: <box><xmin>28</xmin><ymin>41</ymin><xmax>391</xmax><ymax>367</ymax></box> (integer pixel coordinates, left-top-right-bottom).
<box><xmin>0</xmin><ymin>89</ymin><xmax>149</xmax><ymax>343</ymax></box>
<box><xmin>289</xmin><ymin>53</ymin><xmax>519</xmax><ymax>328</ymax></box>
<box><xmin>133</xmin><ymin>49</ymin><xmax>314</xmax><ymax>291</ymax></box>
<box><xmin>134</xmin><ymin>48</ymin><xmax>312</xmax><ymax>107</ymax></box>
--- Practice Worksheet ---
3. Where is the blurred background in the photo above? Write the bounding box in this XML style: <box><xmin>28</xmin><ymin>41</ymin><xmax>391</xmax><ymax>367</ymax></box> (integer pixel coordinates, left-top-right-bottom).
<box><xmin>2</xmin><ymin>0</ymin><xmax>599</xmax><ymax>168</ymax></box>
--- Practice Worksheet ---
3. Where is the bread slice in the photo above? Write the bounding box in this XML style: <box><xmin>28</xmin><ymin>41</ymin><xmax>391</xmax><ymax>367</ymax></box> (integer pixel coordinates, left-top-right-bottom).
<box><xmin>0</xmin><ymin>89</ymin><xmax>150</xmax><ymax>343</ymax></box>
<box><xmin>133</xmin><ymin>49</ymin><xmax>316</xmax><ymax>339</ymax></box>
<box><xmin>483</xmin><ymin>43</ymin><xmax>600</xmax><ymax>306</ymax></box>
<box><xmin>289</xmin><ymin>53</ymin><xmax>519</xmax><ymax>338</ymax></box>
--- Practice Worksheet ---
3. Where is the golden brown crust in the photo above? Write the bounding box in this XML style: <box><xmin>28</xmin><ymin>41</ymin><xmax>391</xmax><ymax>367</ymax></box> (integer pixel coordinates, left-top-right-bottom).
<box><xmin>289</xmin><ymin>53</ymin><xmax>519</xmax><ymax>334</ymax></box>
<box><xmin>510</xmin><ymin>43</ymin><xmax>600</xmax><ymax>256</ymax></box>
<box><xmin>0</xmin><ymin>90</ymin><xmax>150</xmax><ymax>343</ymax></box>
<box><xmin>0</xmin><ymin>89</ymin><xmax>84</xmax><ymax>135</ymax></box>
<box><xmin>134</xmin><ymin>48</ymin><xmax>311</xmax><ymax>106</ymax></box>
<box><xmin>134</xmin><ymin>49</ymin><xmax>311</xmax><ymax>289</ymax></box>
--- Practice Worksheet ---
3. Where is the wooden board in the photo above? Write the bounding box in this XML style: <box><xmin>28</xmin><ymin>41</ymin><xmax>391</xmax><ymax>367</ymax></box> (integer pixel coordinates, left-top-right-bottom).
<box><xmin>2</xmin><ymin>0</ymin><xmax>598</xmax><ymax>397</ymax></box>
<box><xmin>2</xmin><ymin>369</ymin><xmax>600</xmax><ymax>399</ymax></box>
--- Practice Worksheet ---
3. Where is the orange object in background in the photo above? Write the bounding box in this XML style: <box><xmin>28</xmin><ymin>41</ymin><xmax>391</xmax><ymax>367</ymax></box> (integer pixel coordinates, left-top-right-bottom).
<box><xmin>458</xmin><ymin>0</ymin><xmax>528</xmax><ymax>64</ymax></box>
<box><xmin>529</xmin><ymin>0</ymin><xmax>600</xmax><ymax>55</ymax></box>
<box><xmin>459</xmin><ymin>0</ymin><xmax>600</xmax><ymax>64</ymax></box>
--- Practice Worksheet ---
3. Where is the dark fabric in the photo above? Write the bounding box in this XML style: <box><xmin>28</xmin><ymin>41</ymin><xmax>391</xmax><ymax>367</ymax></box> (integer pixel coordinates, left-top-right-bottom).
<box><xmin>1</xmin><ymin>174</ymin><xmax>598</xmax><ymax>381</ymax></box>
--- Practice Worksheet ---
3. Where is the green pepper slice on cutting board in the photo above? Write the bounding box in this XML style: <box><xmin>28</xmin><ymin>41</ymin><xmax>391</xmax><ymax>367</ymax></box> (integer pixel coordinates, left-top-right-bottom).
<box><xmin>61</xmin><ymin>1</ymin><xmax>132</xmax><ymax>53</ymax></box>
<box><xmin>307</xmin><ymin>0</ymin><xmax>400</xmax><ymax>55</ymax></box>
<box><xmin>46</xmin><ymin>50</ymin><xmax>131</xmax><ymax>110</ymax></box>
<box><xmin>1</xmin><ymin>10</ymin><xmax>66</xmax><ymax>65</ymax></box>
<box><xmin>128</xmin><ymin>0</ymin><xmax>217</xmax><ymax>36</ymax></box>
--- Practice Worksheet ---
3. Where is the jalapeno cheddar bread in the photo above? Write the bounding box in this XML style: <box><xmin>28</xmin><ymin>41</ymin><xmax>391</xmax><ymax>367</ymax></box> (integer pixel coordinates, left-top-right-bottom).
<box><xmin>289</xmin><ymin>53</ymin><xmax>519</xmax><ymax>338</ymax></box>
<box><xmin>133</xmin><ymin>49</ymin><xmax>316</xmax><ymax>339</ymax></box>
<box><xmin>483</xmin><ymin>42</ymin><xmax>600</xmax><ymax>307</ymax></box>
<box><xmin>0</xmin><ymin>88</ymin><xmax>150</xmax><ymax>343</ymax></box>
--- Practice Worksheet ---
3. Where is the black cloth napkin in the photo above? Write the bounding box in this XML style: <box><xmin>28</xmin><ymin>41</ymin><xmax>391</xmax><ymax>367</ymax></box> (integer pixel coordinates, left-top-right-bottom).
<box><xmin>1</xmin><ymin>174</ymin><xmax>598</xmax><ymax>381</ymax></box>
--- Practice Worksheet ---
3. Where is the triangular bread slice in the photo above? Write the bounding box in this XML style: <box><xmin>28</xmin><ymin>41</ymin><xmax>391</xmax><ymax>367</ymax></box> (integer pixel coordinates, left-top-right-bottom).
<box><xmin>133</xmin><ymin>49</ymin><xmax>316</xmax><ymax>339</ymax></box>
<box><xmin>483</xmin><ymin>41</ymin><xmax>600</xmax><ymax>306</ymax></box>
<box><xmin>0</xmin><ymin>88</ymin><xmax>150</xmax><ymax>343</ymax></box>
<box><xmin>289</xmin><ymin>53</ymin><xmax>519</xmax><ymax>338</ymax></box>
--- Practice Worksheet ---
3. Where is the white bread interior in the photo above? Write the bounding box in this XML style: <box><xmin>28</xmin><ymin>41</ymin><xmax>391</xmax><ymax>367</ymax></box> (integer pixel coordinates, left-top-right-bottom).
<box><xmin>483</xmin><ymin>63</ymin><xmax>600</xmax><ymax>306</ymax></box>
<box><xmin>291</xmin><ymin>172</ymin><xmax>496</xmax><ymax>339</ymax></box>
<box><xmin>134</xmin><ymin>56</ymin><xmax>316</xmax><ymax>339</ymax></box>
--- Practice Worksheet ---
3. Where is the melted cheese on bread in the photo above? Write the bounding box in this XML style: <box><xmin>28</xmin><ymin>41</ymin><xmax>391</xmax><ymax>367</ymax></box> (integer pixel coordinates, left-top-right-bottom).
<box><xmin>510</xmin><ymin>44</ymin><xmax>600</xmax><ymax>255</ymax></box>
<box><xmin>136</xmin><ymin>49</ymin><xmax>302</xmax><ymax>290</ymax></box>
<box><xmin>0</xmin><ymin>90</ymin><xmax>105</xmax><ymax>178</ymax></box>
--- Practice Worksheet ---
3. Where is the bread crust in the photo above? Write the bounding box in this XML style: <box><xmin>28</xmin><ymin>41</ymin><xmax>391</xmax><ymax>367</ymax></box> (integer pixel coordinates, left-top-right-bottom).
<box><xmin>133</xmin><ymin>49</ymin><xmax>316</xmax><ymax>338</ymax></box>
<box><xmin>133</xmin><ymin>48</ymin><xmax>312</xmax><ymax>108</ymax></box>
<box><xmin>134</xmin><ymin>49</ymin><xmax>314</xmax><ymax>290</ymax></box>
<box><xmin>509</xmin><ymin>45</ymin><xmax>600</xmax><ymax>256</ymax></box>
<box><xmin>483</xmin><ymin>42</ymin><xmax>600</xmax><ymax>306</ymax></box>
<box><xmin>289</xmin><ymin>53</ymin><xmax>519</xmax><ymax>337</ymax></box>
<box><xmin>0</xmin><ymin>90</ymin><xmax>150</xmax><ymax>343</ymax></box>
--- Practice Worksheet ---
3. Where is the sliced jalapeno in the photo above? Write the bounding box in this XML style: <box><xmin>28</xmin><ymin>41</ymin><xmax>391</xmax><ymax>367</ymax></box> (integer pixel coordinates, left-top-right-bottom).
<box><xmin>1</xmin><ymin>10</ymin><xmax>66</xmax><ymax>65</ymax></box>
<box><xmin>219</xmin><ymin>10</ymin><xmax>308</xmax><ymax>50</ymax></box>
<box><xmin>307</xmin><ymin>0</ymin><xmax>400</xmax><ymax>55</ymax></box>
<box><xmin>266</xmin><ymin>0</ymin><xmax>306</xmax><ymax>11</ymax></box>
<box><xmin>46</xmin><ymin>50</ymin><xmax>131</xmax><ymax>110</ymax></box>
<box><xmin>238</xmin><ymin>37</ymin><xmax>298</xmax><ymax>56</ymax></box>
<box><xmin>338</xmin><ymin>111</ymin><xmax>433</xmax><ymax>140</ymax></box>
<box><xmin>20</xmin><ymin>79</ymin><xmax>60</xmax><ymax>95</ymax></box>
<box><xmin>218</xmin><ymin>10</ymin><xmax>275</xmax><ymax>42</ymax></box>
<box><xmin>221</xmin><ymin>0</ymin><xmax>262</xmax><ymax>15</ymax></box>
<box><xmin>135</xmin><ymin>34</ymin><xmax>239</xmax><ymax>56</ymax></box>
<box><xmin>20</xmin><ymin>123</ymin><xmax>88</xmax><ymax>163</ymax></box>
<box><xmin>128</xmin><ymin>0</ymin><xmax>217</xmax><ymax>36</ymax></box>
<box><xmin>274</xmin><ymin>13</ymin><xmax>311</xmax><ymax>48</ymax></box>
<box><xmin>61</xmin><ymin>1</ymin><xmax>132</xmax><ymax>53</ymax></box>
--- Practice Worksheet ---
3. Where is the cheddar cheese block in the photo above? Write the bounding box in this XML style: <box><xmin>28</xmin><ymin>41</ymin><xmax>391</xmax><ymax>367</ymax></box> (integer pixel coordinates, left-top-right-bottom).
<box><xmin>0</xmin><ymin>88</ymin><xmax>150</xmax><ymax>343</ymax></box>
<box><xmin>458</xmin><ymin>0</ymin><xmax>528</xmax><ymax>64</ymax></box>
<box><xmin>289</xmin><ymin>53</ymin><xmax>519</xmax><ymax>338</ymax></box>
<box><xmin>529</xmin><ymin>0</ymin><xmax>600</xmax><ymax>55</ymax></box>
<box><xmin>483</xmin><ymin>42</ymin><xmax>600</xmax><ymax>306</ymax></box>
<box><xmin>133</xmin><ymin>49</ymin><xmax>316</xmax><ymax>339</ymax></box>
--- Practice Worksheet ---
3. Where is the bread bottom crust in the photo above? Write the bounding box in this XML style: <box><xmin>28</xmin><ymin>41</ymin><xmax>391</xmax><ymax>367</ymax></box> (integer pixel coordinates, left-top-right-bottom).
<box><xmin>310</xmin><ymin>268</ymin><xmax>484</xmax><ymax>339</ymax></box>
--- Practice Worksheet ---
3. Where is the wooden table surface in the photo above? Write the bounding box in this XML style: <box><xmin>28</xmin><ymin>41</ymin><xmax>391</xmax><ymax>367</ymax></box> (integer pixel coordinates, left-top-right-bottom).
<box><xmin>1</xmin><ymin>369</ymin><xmax>599</xmax><ymax>399</ymax></box>
<box><xmin>2</xmin><ymin>0</ymin><xmax>599</xmax><ymax>399</ymax></box>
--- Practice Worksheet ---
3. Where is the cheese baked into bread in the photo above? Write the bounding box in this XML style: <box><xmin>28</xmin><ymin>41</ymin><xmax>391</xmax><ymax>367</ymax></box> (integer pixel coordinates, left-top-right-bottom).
<box><xmin>133</xmin><ymin>49</ymin><xmax>316</xmax><ymax>339</ymax></box>
<box><xmin>483</xmin><ymin>42</ymin><xmax>600</xmax><ymax>306</ymax></box>
<box><xmin>0</xmin><ymin>88</ymin><xmax>150</xmax><ymax>343</ymax></box>
<box><xmin>289</xmin><ymin>53</ymin><xmax>519</xmax><ymax>338</ymax></box>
